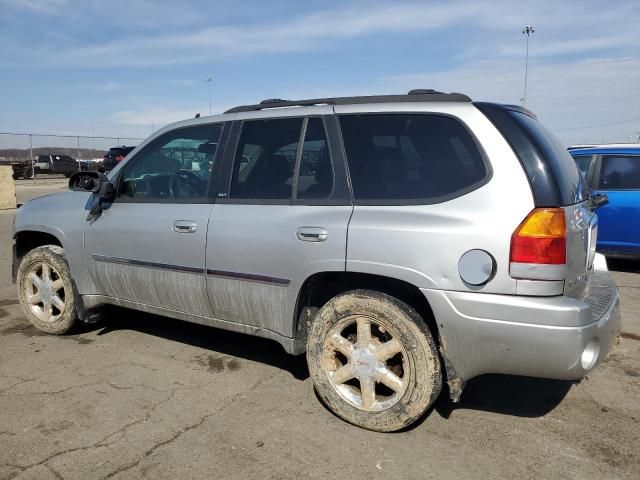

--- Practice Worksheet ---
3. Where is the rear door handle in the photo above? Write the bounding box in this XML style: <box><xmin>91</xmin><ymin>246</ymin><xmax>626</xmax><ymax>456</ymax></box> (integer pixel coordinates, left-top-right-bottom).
<box><xmin>296</xmin><ymin>227</ymin><xmax>328</xmax><ymax>242</ymax></box>
<box><xmin>173</xmin><ymin>220</ymin><xmax>197</xmax><ymax>233</ymax></box>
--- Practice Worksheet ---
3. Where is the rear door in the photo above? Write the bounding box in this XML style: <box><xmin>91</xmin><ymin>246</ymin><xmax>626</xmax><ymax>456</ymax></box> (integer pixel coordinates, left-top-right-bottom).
<box><xmin>592</xmin><ymin>154</ymin><xmax>640</xmax><ymax>254</ymax></box>
<box><xmin>205</xmin><ymin>109</ymin><xmax>352</xmax><ymax>338</ymax></box>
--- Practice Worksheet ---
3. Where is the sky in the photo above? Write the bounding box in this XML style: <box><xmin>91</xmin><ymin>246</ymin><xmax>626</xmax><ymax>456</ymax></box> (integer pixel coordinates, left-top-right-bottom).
<box><xmin>1</xmin><ymin>0</ymin><xmax>639</xmax><ymax>149</ymax></box>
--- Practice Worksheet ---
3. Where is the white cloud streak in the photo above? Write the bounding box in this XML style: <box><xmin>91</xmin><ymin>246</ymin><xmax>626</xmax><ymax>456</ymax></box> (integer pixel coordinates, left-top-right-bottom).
<box><xmin>384</xmin><ymin>57</ymin><xmax>640</xmax><ymax>144</ymax></box>
<box><xmin>3</xmin><ymin>1</ymin><xmax>636</xmax><ymax>67</ymax></box>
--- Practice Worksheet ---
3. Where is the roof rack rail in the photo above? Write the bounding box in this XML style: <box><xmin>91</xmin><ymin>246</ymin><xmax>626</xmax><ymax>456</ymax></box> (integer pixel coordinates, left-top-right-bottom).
<box><xmin>224</xmin><ymin>90</ymin><xmax>471</xmax><ymax>114</ymax></box>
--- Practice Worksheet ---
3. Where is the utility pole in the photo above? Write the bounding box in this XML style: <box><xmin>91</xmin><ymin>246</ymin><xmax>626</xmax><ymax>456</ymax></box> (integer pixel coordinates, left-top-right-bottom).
<box><xmin>521</xmin><ymin>26</ymin><xmax>535</xmax><ymax>108</ymax></box>
<box><xmin>206</xmin><ymin>76</ymin><xmax>213</xmax><ymax>115</ymax></box>
<box><xmin>29</xmin><ymin>134</ymin><xmax>34</xmax><ymax>179</ymax></box>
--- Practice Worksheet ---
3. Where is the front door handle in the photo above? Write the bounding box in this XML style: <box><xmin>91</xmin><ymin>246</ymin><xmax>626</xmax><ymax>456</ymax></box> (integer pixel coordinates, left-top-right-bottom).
<box><xmin>173</xmin><ymin>220</ymin><xmax>197</xmax><ymax>233</ymax></box>
<box><xmin>296</xmin><ymin>227</ymin><xmax>328</xmax><ymax>242</ymax></box>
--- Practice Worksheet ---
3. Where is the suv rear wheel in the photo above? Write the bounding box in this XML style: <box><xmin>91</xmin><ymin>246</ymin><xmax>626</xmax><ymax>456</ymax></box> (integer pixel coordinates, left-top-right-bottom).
<box><xmin>306</xmin><ymin>290</ymin><xmax>442</xmax><ymax>432</ymax></box>
<box><xmin>17</xmin><ymin>245</ymin><xmax>78</xmax><ymax>334</ymax></box>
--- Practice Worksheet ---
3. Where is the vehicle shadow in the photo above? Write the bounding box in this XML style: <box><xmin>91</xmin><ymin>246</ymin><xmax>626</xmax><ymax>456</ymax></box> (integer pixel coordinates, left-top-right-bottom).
<box><xmin>80</xmin><ymin>308</ymin><xmax>573</xmax><ymax>422</ymax></box>
<box><xmin>91</xmin><ymin>306</ymin><xmax>310</xmax><ymax>381</ymax></box>
<box><xmin>434</xmin><ymin>374</ymin><xmax>573</xmax><ymax>419</ymax></box>
<box><xmin>607</xmin><ymin>257</ymin><xmax>640</xmax><ymax>273</ymax></box>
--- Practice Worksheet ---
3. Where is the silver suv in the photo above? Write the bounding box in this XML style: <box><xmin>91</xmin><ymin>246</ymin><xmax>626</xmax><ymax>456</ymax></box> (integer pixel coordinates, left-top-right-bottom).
<box><xmin>12</xmin><ymin>90</ymin><xmax>621</xmax><ymax>431</ymax></box>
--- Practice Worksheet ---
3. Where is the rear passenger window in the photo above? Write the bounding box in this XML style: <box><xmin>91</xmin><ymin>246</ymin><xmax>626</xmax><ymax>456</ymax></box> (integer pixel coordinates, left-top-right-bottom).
<box><xmin>573</xmin><ymin>155</ymin><xmax>593</xmax><ymax>178</ymax></box>
<box><xmin>339</xmin><ymin>114</ymin><xmax>487</xmax><ymax>202</ymax></box>
<box><xmin>230</xmin><ymin>118</ymin><xmax>302</xmax><ymax>200</ymax></box>
<box><xmin>599</xmin><ymin>155</ymin><xmax>640</xmax><ymax>189</ymax></box>
<box><xmin>296</xmin><ymin>118</ymin><xmax>333</xmax><ymax>200</ymax></box>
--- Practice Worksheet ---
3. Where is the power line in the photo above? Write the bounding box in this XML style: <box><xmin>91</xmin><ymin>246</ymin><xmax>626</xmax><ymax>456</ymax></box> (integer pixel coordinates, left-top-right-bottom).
<box><xmin>556</xmin><ymin>117</ymin><xmax>640</xmax><ymax>132</ymax></box>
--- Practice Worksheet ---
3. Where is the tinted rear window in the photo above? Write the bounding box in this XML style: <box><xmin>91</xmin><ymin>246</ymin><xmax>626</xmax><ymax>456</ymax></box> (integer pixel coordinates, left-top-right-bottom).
<box><xmin>476</xmin><ymin>103</ymin><xmax>585</xmax><ymax>206</ymax></box>
<box><xmin>599</xmin><ymin>155</ymin><xmax>640</xmax><ymax>189</ymax></box>
<box><xmin>339</xmin><ymin>114</ymin><xmax>488</xmax><ymax>203</ymax></box>
<box><xmin>510</xmin><ymin>111</ymin><xmax>585</xmax><ymax>203</ymax></box>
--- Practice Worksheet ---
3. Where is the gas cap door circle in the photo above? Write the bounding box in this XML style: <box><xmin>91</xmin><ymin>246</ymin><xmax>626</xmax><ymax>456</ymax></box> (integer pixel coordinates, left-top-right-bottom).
<box><xmin>458</xmin><ymin>249</ymin><xmax>495</xmax><ymax>286</ymax></box>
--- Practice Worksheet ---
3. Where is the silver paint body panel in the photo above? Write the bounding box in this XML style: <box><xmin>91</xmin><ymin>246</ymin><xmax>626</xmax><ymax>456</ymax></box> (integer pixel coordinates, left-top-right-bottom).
<box><xmin>205</xmin><ymin>204</ymin><xmax>352</xmax><ymax>337</ymax></box>
<box><xmin>421</xmin><ymin>259</ymin><xmax>620</xmax><ymax>382</ymax></box>
<box><xmin>84</xmin><ymin>202</ymin><xmax>214</xmax><ymax>318</ymax></box>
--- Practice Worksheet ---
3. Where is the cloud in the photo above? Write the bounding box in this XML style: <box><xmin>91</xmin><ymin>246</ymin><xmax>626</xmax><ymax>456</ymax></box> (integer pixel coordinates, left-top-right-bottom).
<box><xmin>384</xmin><ymin>56</ymin><xmax>640</xmax><ymax>144</ymax></box>
<box><xmin>1</xmin><ymin>0</ymin><xmax>67</xmax><ymax>13</ymax></box>
<box><xmin>110</xmin><ymin>105</ymin><xmax>213</xmax><ymax>127</ymax></box>
<box><xmin>6</xmin><ymin>0</ymin><xmax>633</xmax><ymax>68</ymax></box>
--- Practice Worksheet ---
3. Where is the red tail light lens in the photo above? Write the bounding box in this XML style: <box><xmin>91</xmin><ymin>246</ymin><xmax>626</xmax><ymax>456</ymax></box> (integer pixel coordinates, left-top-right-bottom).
<box><xmin>510</xmin><ymin>208</ymin><xmax>566</xmax><ymax>265</ymax></box>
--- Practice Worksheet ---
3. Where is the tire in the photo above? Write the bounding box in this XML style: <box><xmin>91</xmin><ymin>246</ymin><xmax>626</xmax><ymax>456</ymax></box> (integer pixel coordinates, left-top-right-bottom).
<box><xmin>307</xmin><ymin>290</ymin><xmax>442</xmax><ymax>432</ymax></box>
<box><xmin>17</xmin><ymin>245</ymin><xmax>78</xmax><ymax>335</ymax></box>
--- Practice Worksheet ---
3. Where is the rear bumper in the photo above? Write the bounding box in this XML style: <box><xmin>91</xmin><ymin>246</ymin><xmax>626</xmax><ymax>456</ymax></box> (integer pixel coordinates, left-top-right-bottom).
<box><xmin>421</xmin><ymin>268</ymin><xmax>621</xmax><ymax>383</ymax></box>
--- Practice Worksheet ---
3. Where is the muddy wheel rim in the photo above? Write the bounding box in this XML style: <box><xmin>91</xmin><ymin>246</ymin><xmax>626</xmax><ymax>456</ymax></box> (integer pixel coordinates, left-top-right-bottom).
<box><xmin>24</xmin><ymin>262</ymin><xmax>66</xmax><ymax>324</ymax></box>
<box><xmin>322</xmin><ymin>315</ymin><xmax>408</xmax><ymax>412</ymax></box>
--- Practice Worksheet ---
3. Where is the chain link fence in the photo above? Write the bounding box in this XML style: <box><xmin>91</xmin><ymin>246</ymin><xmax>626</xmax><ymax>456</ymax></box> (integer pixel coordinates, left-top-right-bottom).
<box><xmin>0</xmin><ymin>132</ymin><xmax>144</xmax><ymax>163</ymax></box>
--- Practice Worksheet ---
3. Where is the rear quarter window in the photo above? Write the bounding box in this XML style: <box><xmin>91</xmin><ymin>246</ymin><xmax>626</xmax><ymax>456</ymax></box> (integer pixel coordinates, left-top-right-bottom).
<box><xmin>475</xmin><ymin>103</ymin><xmax>585</xmax><ymax>207</ymax></box>
<box><xmin>339</xmin><ymin>114</ymin><xmax>489</xmax><ymax>204</ymax></box>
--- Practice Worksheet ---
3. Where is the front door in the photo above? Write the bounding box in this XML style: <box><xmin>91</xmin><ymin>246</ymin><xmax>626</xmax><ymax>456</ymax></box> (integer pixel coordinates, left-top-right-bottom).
<box><xmin>205</xmin><ymin>112</ymin><xmax>352</xmax><ymax>338</ymax></box>
<box><xmin>84</xmin><ymin>123</ymin><xmax>223</xmax><ymax>317</ymax></box>
<box><xmin>594</xmin><ymin>154</ymin><xmax>640</xmax><ymax>254</ymax></box>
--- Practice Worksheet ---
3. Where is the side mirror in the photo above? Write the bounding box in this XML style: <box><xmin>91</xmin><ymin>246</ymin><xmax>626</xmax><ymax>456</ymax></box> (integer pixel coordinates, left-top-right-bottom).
<box><xmin>69</xmin><ymin>171</ymin><xmax>116</xmax><ymax>200</ymax></box>
<box><xmin>98</xmin><ymin>181</ymin><xmax>116</xmax><ymax>200</ymax></box>
<box><xmin>69</xmin><ymin>172</ymin><xmax>108</xmax><ymax>193</ymax></box>
<box><xmin>590</xmin><ymin>193</ymin><xmax>609</xmax><ymax>209</ymax></box>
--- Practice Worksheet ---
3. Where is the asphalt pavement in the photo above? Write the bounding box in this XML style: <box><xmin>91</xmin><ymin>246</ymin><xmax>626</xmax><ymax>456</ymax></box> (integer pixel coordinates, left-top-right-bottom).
<box><xmin>1</xmin><ymin>177</ymin><xmax>638</xmax><ymax>480</ymax></box>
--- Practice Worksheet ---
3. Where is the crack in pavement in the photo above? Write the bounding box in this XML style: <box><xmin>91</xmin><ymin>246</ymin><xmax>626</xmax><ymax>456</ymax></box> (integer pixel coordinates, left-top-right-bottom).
<box><xmin>2</xmin><ymin>381</ymin><xmax>106</xmax><ymax>397</ymax></box>
<box><xmin>100</xmin><ymin>373</ymin><xmax>278</xmax><ymax>480</ymax></box>
<box><xmin>46</xmin><ymin>463</ymin><xmax>64</xmax><ymax>480</ymax></box>
<box><xmin>2</xmin><ymin>373</ymin><xmax>174</xmax><ymax>398</ymax></box>
<box><xmin>4</xmin><ymin>382</ymin><xmax>208</xmax><ymax>478</ymax></box>
<box><xmin>0</xmin><ymin>378</ymin><xmax>37</xmax><ymax>395</ymax></box>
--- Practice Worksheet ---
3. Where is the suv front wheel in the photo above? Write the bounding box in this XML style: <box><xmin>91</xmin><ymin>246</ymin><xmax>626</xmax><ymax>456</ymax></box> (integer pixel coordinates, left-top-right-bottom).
<box><xmin>17</xmin><ymin>245</ymin><xmax>78</xmax><ymax>334</ymax></box>
<box><xmin>306</xmin><ymin>290</ymin><xmax>442</xmax><ymax>432</ymax></box>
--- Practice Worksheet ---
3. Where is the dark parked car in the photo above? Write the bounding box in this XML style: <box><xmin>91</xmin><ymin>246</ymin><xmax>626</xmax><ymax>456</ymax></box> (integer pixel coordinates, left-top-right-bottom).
<box><xmin>569</xmin><ymin>145</ymin><xmax>640</xmax><ymax>258</ymax></box>
<box><xmin>102</xmin><ymin>146</ymin><xmax>135</xmax><ymax>172</ymax></box>
<box><xmin>34</xmin><ymin>155</ymin><xmax>79</xmax><ymax>177</ymax></box>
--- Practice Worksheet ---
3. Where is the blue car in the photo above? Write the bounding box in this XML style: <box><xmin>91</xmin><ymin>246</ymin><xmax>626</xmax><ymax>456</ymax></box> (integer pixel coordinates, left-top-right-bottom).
<box><xmin>569</xmin><ymin>145</ymin><xmax>640</xmax><ymax>258</ymax></box>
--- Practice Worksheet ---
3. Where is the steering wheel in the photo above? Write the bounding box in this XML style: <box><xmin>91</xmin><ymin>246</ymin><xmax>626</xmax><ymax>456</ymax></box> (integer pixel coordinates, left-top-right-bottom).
<box><xmin>169</xmin><ymin>170</ymin><xmax>204</xmax><ymax>199</ymax></box>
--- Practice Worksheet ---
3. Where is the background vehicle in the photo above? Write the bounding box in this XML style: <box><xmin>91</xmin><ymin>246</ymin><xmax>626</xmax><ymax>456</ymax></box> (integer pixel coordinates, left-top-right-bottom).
<box><xmin>0</xmin><ymin>158</ymin><xmax>35</xmax><ymax>179</ymax></box>
<box><xmin>12</xmin><ymin>91</ymin><xmax>620</xmax><ymax>432</ymax></box>
<box><xmin>570</xmin><ymin>145</ymin><xmax>640</xmax><ymax>258</ymax></box>
<box><xmin>101</xmin><ymin>146</ymin><xmax>135</xmax><ymax>172</ymax></box>
<box><xmin>34</xmin><ymin>154</ymin><xmax>79</xmax><ymax>177</ymax></box>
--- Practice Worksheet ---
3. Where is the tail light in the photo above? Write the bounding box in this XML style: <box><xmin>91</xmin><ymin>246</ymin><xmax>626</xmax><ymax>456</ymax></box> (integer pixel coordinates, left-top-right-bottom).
<box><xmin>510</xmin><ymin>208</ymin><xmax>566</xmax><ymax>280</ymax></box>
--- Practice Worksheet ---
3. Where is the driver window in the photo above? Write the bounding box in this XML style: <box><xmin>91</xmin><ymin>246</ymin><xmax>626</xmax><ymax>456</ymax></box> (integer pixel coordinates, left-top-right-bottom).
<box><xmin>119</xmin><ymin>124</ymin><xmax>222</xmax><ymax>201</ymax></box>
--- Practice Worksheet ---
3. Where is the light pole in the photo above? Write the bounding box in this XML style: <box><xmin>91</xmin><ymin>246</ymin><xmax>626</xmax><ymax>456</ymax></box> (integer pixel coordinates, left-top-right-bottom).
<box><xmin>521</xmin><ymin>25</ymin><xmax>535</xmax><ymax>108</ymax></box>
<box><xmin>206</xmin><ymin>76</ymin><xmax>213</xmax><ymax>115</ymax></box>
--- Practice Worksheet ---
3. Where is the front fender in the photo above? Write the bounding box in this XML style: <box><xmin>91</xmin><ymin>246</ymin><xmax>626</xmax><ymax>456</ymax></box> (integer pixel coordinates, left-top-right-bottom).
<box><xmin>14</xmin><ymin>191</ymin><xmax>99</xmax><ymax>295</ymax></box>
